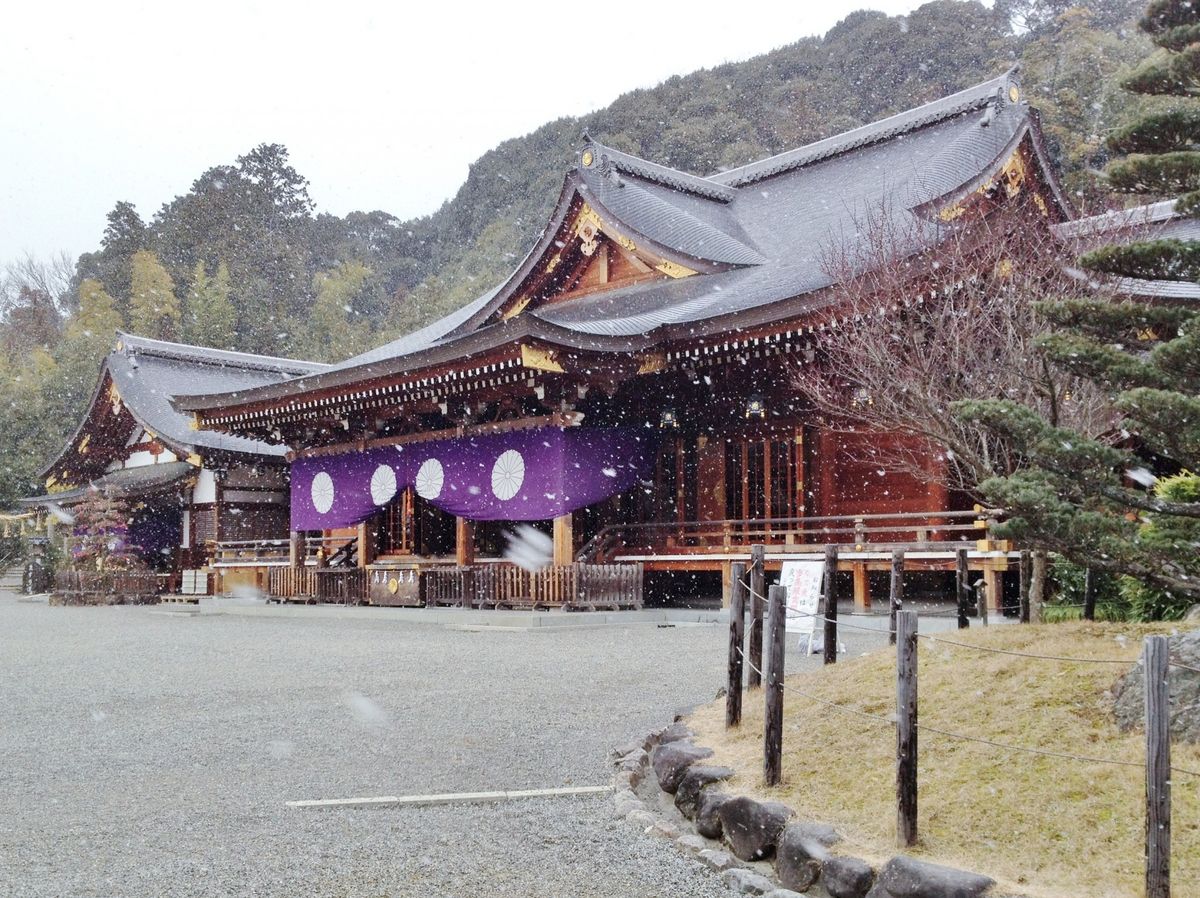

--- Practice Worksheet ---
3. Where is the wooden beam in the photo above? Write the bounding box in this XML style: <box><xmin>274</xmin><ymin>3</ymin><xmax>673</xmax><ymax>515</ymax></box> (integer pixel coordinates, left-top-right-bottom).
<box><xmin>552</xmin><ymin>514</ymin><xmax>573</xmax><ymax>567</ymax></box>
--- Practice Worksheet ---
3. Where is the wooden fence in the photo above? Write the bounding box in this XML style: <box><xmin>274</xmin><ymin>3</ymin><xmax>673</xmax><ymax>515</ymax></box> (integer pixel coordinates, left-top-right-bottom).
<box><xmin>52</xmin><ymin>569</ymin><xmax>160</xmax><ymax>605</ymax></box>
<box><xmin>725</xmin><ymin>561</ymin><xmax>1185</xmax><ymax>893</ymax></box>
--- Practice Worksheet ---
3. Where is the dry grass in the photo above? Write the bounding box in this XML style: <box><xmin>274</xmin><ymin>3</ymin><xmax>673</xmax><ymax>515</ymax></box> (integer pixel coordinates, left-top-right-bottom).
<box><xmin>689</xmin><ymin>622</ymin><xmax>1200</xmax><ymax>898</ymax></box>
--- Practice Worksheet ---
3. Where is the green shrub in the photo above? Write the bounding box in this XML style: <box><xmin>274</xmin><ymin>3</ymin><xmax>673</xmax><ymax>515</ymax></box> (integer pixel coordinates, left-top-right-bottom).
<box><xmin>1119</xmin><ymin>471</ymin><xmax>1200</xmax><ymax>621</ymax></box>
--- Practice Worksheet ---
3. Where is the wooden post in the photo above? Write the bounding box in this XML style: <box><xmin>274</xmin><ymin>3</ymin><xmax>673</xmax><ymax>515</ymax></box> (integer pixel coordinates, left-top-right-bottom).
<box><xmin>1030</xmin><ymin>550</ymin><xmax>1047</xmax><ymax>623</ymax></box>
<box><xmin>288</xmin><ymin>530</ymin><xmax>303</xmax><ymax>568</ymax></box>
<box><xmin>727</xmin><ymin>562</ymin><xmax>746</xmax><ymax>728</ymax></box>
<box><xmin>1144</xmin><ymin>635</ymin><xmax>1171</xmax><ymax>898</ymax></box>
<box><xmin>721</xmin><ymin>562</ymin><xmax>733</xmax><ymax>609</ymax></box>
<box><xmin>853</xmin><ymin>563</ymin><xmax>871</xmax><ymax>611</ymax></box>
<box><xmin>1083</xmin><ymin>567</ymin><xmax>1096</xmax><ymax>621</ymax></box>
<box><xmin>455</xmin><ymin>517</ymin><xmax>475</xmax><ymax>566</ymax></box>
<box><xmin>1019</xmin><ymin>550</ymin><xmax>1031</xmax><ymax>624</ymax></box>
<box><xmin>896</xmin><ymin>609</ymin><xmax>918</xmax><ymax>847</ymax></box>
<box><xmin>764</xmin><ymin>583</ymin><xmax>787</xmax><ymax>787</ymax></box>
<box><xmin>889</xmin><ymin>550</ymin><xmax>903</xmax><ymax>646</ymax></box>
<box><xmin>955</xmin><ymin>547</ymin><xmax>970</xmax><ymax>630</ymax></box>
<box><xmin>823</xmin><ymin>545</ymin><xmax>838</xmax><ymax>665</ymax></box>
<box><xmin>552</xmin><ymin>513</ymin><xmax>573</xmax><ymax>567</ymax></box>
<box><xmin>748</xmin><ymin>544</ymin><xmax>765</xmax><ymax>689</ymax></box>
<box><xmin>976</xmin><ymin>575</ymin><xmax>989</xmax><ymax>627</ymax></box>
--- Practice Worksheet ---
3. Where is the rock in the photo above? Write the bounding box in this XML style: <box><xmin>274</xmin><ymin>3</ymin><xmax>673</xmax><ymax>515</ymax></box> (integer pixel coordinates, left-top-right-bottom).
<box><xmin>676</xmin><ymin>834</ymin><xmax>709</xmax><ymax>856</ymax></box>
<box><xmin>658</xmin><ymin>721</ymin><xmax>693</xmax><ymax>744</ymax></box>
<box><xmin>822</xmin><ymin>856</ymin><xmax>875</xmax><ymax>898</ymax></box>
<box><xmin>612</xmin><ymin>798</ymin><xmax>640</xmax><ymax>819</ymax></box>
<box><xmin>698</xmin><ymin>848</ymin><xmax>740</xmax><ymax>872</ymax></box>
<box><xmin>721</xmin><ymin>868</ymin><xmax>776</xmax><ymax>896</ymax></box>
<box><xmin>625</xmin><ymin>809</ymin><xmax>657</xmax><ymax>829</ymax></box>
<box><xmin>718</xmin><ymin>796</ymin><xmax>793</xmax><ymax>861</ymax></box>
<box><xmin>610</xmin><ymin>740</ymin><xmax>642</xmax><ymax>761</ymax></box>
<box><xmin>613</xmin><ymin>769</ymin><xmax>638</xmax><ymax>791</ymax></box>
<box><xmin>776</xmin><ymin>821</ymin><xmax>841</xmax><ymax>888</ymax></box>
<box><xmin>776</xmin><ymin>855</ymin><xmax>820</xmax><ymax>892</ymax></box>
<box><xmin>1185</xmin><ymin>604</ymin><xmax>1200</xmax><ymax>622</ymax></box>
<box><xmin>1113</xmin><ymin>627</ymin><xmax>1200</xmax><ymax>743</ymax></box>
<box><xmin>611</xmin><ymin>788</ymin><xmax>638</xmax><ymax>806</ymax></box>
<box><xmin>649</xmin><ymin>819</ymin><xmax>680</xmax><ymax>840</ymax></box>
<box><xmin>673</xmin><ymin>764</ymin><xmax>735</xmax><ymax>819</ymax></box>
<box><xmin>651</xmin><ymin>741</ymin><xmax>713</xmax><ymax>793</ymax></box>
<box><xmin>695</xmin><ymin>790</ymin><xmax>732</xmax><ymax>839</ymax></box>
<box><xmin>765</xmin><ymin>891</ymin><xmax>807</xmax><ymax>898</ymax></box>
<box><xmin>617</xmin><ymin>747</ymin><xmax>649</xmax><ymax>771</ymax></box>
<box><xmin>865</xmin><ymin>855</ymin><xmax>993</xmax><ymax>898</ymax></box>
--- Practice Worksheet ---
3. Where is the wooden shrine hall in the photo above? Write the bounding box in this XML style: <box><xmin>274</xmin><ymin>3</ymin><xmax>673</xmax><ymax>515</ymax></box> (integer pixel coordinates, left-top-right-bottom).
<box><xmin>22</xmin><ymin>334</ymin><xmax>328</xmax><ymax>595</ymax></box>
<box><xmin>177</xmin><ymin>69</ymin><xmax>1070</xmax><ymax>609</ymax></box>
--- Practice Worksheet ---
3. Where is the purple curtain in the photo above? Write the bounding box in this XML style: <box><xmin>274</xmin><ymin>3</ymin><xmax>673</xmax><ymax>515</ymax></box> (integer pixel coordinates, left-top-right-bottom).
<box><xmin>290</xmin><ymin>427</ymin><xmax>654</xmax><ymax>530</ymax></box>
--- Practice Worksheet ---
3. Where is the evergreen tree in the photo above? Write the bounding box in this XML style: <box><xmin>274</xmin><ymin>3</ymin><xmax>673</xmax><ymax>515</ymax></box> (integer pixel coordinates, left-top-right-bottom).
<box><xmin>184</xmin><ymin>260</ymin><xmax>236</xmax><ymax>349</ymax></box>
<box><xmin>955</xmin><ymin>0</ymin><xmax>1200</xmax><ymax>614</ymax></box>
<box><xmin>128</xmin><ymin>250</ymin><xmax>180</xmax><ymax>340</ymax></box>
<box><xmin>296</xmin><ymin>260</ymin><xmax>373</xmax><ymax>361</ymax></box>
<box><xmin>70</xmin><ymin>487</ymin><xmax>140</xmax><ymax>571</ymax></box>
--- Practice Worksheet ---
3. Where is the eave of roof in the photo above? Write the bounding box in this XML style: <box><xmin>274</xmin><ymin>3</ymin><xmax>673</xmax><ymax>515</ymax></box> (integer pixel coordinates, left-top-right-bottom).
<box><xmin>175</xmin><ymin>316</ymin><xmax>659</xmax><ymax>413</ymax></box>
<box><xmin>23</xmin><ymin>460</ymin><xmax>196</xmax><ymax>506</ymax></box>
<box><xmin>38</xmin><ymin>333</ymin><xmax>324</xmax><ymax>477</ymax></box>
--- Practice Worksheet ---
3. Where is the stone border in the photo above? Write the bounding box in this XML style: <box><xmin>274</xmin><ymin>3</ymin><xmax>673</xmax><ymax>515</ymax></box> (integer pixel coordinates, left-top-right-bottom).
<box><xmin>609</xmin><ymin>719</ymin><xmax>1016</xmax><ymax>898</ymax></box>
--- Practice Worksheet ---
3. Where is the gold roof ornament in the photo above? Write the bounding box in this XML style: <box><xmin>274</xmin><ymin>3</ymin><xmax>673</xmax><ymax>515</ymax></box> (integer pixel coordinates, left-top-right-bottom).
<box><xmin>581</xmin><ymin>149</ymin><xmax>594</xmax><ymax>168</ymax></box>
<box><xmin>1008</xmin><ymin>85</ymin><xmax>1020</xmax><ymax>104</ymax></box>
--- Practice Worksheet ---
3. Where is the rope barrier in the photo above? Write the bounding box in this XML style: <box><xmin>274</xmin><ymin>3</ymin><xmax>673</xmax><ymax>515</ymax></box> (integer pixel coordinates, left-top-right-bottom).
<box><xmin>741</xmin><ymin>648</ymin><xmax>1200</xmax><ymax>778</ymax></box>
<box><xmin>915</xmin><ymin>633</ymin><xmax>1132</xmax><ymax>664</ymax></box>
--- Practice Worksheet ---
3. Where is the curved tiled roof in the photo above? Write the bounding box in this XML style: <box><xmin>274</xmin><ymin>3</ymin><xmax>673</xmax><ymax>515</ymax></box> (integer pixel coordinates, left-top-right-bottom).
<box><xmin>179</xmin><ymin>68</ymin><xmax>1075</xmax><ymax>415</ymax></box>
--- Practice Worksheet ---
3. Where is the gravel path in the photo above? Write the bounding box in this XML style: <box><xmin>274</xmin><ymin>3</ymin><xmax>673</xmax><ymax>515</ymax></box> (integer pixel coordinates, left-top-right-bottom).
<box><xmin>0</xmin><ymin>591</ymin><xmax>889</xmax><ymax>897</ymax></box>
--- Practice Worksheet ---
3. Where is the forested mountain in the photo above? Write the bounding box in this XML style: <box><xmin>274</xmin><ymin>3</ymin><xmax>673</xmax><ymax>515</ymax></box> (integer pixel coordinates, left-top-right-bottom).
<box><xmin>0</xmin><ymin>0</ymin><xmax>1156</xmax><ymax>505</ymax></box>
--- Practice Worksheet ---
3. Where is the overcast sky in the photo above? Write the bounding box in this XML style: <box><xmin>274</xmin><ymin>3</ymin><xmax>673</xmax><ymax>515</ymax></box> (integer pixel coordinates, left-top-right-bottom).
<box><xmin>2</xmin><ymin>0</ymin><xmax>931</xmax><ymax>267</ymax></box>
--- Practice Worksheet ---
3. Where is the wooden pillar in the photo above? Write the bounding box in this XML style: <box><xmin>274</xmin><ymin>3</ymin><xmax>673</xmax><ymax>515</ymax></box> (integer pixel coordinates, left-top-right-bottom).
<box><xmin>288</xmin><ymin>530</ymin><xmax>304</xmax><ymax>568</ymax></box>
<box><xmin>764</xmin><ymin>584</ymin><xmax>787</xmax><ymax>787</ymax></box>
<box><xmin>356</xmin><ymin>519</ymin><xmax>373</xmax><ymax>568</ymax></box>
<box><xmin>455</xmin><ymin>517</ymin><xmax>475</xmax><ymax>566</ymax></box>
<box><xmin>853</xmin><ymin>563</ymin><xmax>870</xmax><ymax>611</ymax></box>
<box><xmin>552</xmin><ymin>514</ymin><xmax>573</xmax><ymax>567</ymax></box>
<box><xmin>721</xmin><ymin>562</ymin><xmax>733</xmax><ymax>608</ymax></box>
<box><xmin>984</xmin><ymin>565</ymin><xmax>1001</xmax><ymax>614</ymax></box>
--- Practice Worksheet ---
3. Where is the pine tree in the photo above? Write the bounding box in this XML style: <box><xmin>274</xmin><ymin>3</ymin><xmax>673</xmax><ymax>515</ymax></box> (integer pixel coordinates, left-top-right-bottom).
<box><xmin>128</xmin><ymin>250</ymin><xmax>180</xmax><ymax>341</ymax></box>
<box><xmin>184</xmin><ymin>260</ymin><xmax>237</xmax><ymax>349</ymax></box>
<box><xmin>954</xmin><ymin>0</ymin><xmax>1200</xmax><ymax>615</ymax></box>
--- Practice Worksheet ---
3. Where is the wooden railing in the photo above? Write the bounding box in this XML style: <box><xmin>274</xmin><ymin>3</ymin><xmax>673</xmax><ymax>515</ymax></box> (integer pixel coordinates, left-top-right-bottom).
<box><xmin>577</xmin><ymin>509</ymin><xmax>1003</xmax><ymax>564</ymax></box>
<box><xmin>52</xmin><ymin>569</ymin><xmax>160</xmax><ymax>605</ymax></box>
<box><xmin>313</xmin><ymin>568</ymin><xmax>367</xmax><ymax>604</ymax></box>
<box><xmin>428</xmin><ymin>562</ymin><xmax>643</xmax><ymax>611</ymax></box>
<box><xmin>268</xmin><ymin>566</ymin><xmax>316</xmax><ymax>600</ymax></box>
<box><xmin>265</xmin><ymin>559</ymin><xmax>642</xmax><ymax>610</ymax></box>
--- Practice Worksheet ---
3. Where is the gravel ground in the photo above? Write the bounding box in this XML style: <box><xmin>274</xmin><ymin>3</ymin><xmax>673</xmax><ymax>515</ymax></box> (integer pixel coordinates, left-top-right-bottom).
<box><xmin>0</xmin><ymin>590</ymin><xmax>889</xmax><ymax>898</ymax></box>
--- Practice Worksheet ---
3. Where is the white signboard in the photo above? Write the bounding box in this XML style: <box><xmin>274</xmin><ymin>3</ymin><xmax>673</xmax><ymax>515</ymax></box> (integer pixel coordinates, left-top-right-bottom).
<box><xmin>779</xmin><ymin>560</ymin><xmax>825</xmax><ymax>655</ymax></box>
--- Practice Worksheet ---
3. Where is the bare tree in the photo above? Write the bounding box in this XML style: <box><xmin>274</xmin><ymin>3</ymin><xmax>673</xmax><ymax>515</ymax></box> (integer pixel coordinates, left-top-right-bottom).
<box><xmin>1</xmin><ymin>251</ymin><xmax>75</xmax><ymax>316</ymax></box>
<box><xmin>790</xmin><ymin>197</ymin><xmax>1114</xmax><ymax>495</ymax></box>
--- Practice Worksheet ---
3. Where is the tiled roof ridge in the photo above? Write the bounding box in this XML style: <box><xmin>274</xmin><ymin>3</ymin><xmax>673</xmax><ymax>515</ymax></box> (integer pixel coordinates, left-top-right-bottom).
<box><xmin>579</xmin><ymin>137</ymin><xmax>737</xmax><ymax>203</ymax></box>
<box><xmin>115</xmin><ymin>331</ymin><xmax>329</xmax><ymax>375</ymax></box>
<box><xmin>1053</xmin><ymin>199</ymin><xmax>1179</xmax><ymax>240</ymax></box>
<box><xmin>710</xmin><ymin>67</ymin><xmax>1021</xmax><ymax>187</ymax></box>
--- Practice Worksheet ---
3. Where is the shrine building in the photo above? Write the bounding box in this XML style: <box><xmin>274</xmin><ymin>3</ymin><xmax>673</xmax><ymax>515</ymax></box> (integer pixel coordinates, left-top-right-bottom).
<box><xmin>22</xmin><ymin>334</ymin><xmax>327</xmax><ymax>594</ymax></box>
<box><xmin>175</xmin><ymin>69</ymin><xmax>1071</xmax><ymax>609</ymax></box>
